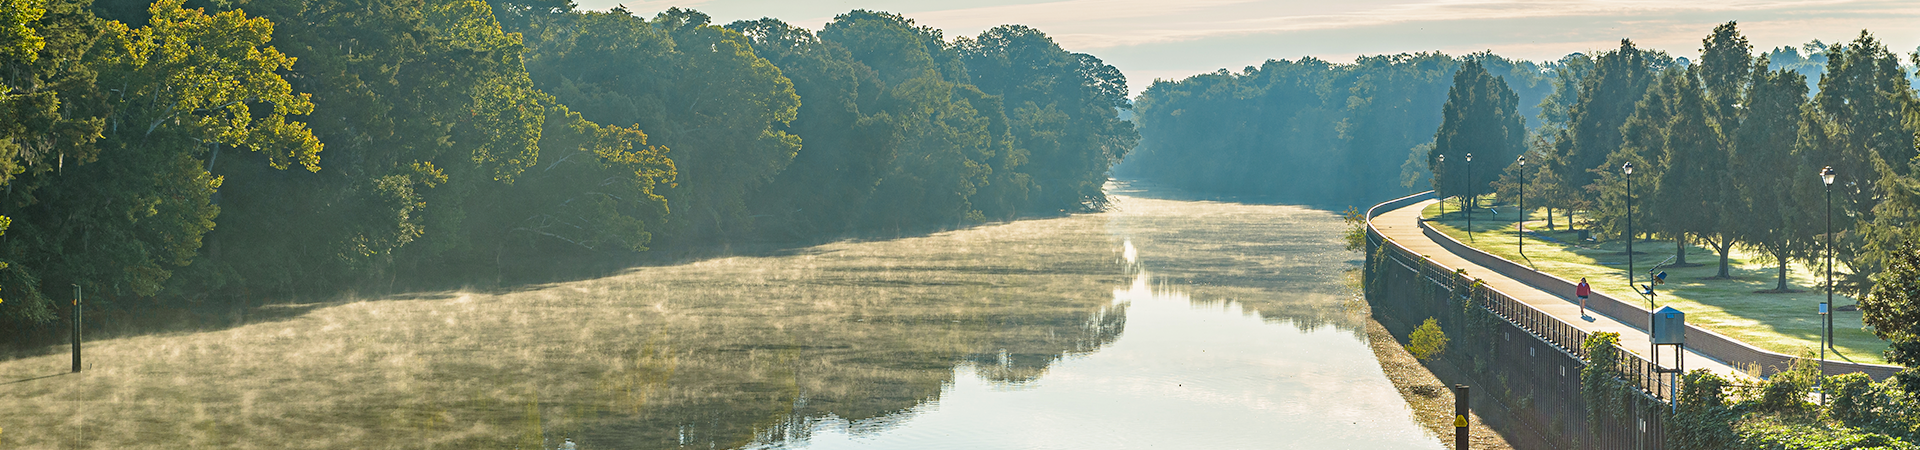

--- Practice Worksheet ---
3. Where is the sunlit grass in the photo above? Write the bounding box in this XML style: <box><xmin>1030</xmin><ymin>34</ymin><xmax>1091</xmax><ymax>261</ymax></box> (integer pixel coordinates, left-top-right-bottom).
<box><xmin>1418</xmin><ymin>199</ymin><xmax>1887</xmax><ymax>365</ymax></box>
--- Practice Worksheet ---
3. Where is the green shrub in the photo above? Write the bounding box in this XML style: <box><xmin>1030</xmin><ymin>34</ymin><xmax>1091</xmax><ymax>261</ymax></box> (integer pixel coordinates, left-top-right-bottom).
<box><xmin>1668</xmin><ymin>370</ymin><xmax>1738</xmax><ymax>450</ymax></box>
<box><xmin>1407</xmin><ymin>317</ymin><xmax>1449</xmax><ymax>361</ymax></box>
<box><xmin>1830</xmin><ymin>372</ymin><xmax>1882</xmax><ymax>426</ymax></box>
<box><xmin>1737</xmin><ymin>415</ymin><xmax>1920</xmax><ymax>450</ymax></box>
<box><xmin>1756</xmin><ymin>354</ymin><xmax>1820</xmax><ymax>413</ymax></box>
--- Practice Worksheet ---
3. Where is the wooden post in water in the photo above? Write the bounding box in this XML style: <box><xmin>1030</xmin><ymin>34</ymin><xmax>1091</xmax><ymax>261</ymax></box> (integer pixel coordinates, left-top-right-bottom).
<box><xmin>1453</xmin><ymin>384</ymin><xmax>1469</xmax><ymax>450</ymax></box>
<box><xmin>71</xmin><ymin>284</ymin><xmax>82</xmax><ymax>372</ymax></box>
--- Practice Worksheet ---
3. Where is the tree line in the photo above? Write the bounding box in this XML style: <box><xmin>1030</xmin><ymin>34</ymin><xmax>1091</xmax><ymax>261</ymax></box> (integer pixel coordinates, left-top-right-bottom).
<box><xmin>1120</xmin><ymin>52</ymin><xmax>1553</xmax><ymax>207</ymax></box>
<box><xmin>1435</xmin><ymin>23</ymin><xmax>1920</xmax><ymax>364</ymax></box>
<box><xmin>0</xmin><ymin>0</ymin><xmax>1136</xmax><ymax>333</ymax></box>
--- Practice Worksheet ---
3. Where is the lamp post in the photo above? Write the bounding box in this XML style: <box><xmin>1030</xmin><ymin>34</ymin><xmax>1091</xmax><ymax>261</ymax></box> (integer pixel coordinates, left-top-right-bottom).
<box><xmin>1624</xmin><ymin>162</ymin><xmax>1635</xmax><ymax>293</ymax></box>
<box><xmin>1438</xmin><ymin>154</ymin><xmax>1447</xmax><ymax>216</ymax></box>
<box><xmin>1822</xmin><ymin>165</ymin><xmax>1836</xmax><ymax>402</ymax></box>
<box><xmin>1466</xmin><ymin>152</ymin><xmax>1474</xmax><ymax>242</ymax></box>
<box><xmin>1518</xmin><ymin>155</ymin><xmax>1527</xmax><ymax>256</ymax></box>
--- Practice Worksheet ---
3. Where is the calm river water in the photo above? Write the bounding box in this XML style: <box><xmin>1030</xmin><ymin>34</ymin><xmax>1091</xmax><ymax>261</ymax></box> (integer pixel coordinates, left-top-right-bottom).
<box><xmin>0</xmin><ymin>183</ymin><xmax>1438</xmax><ymax>449</ymax></box>
<box><xmin>739</xmin><ymin>183</ymin><xmax>1439</xmax><ymax>449</ymax></box>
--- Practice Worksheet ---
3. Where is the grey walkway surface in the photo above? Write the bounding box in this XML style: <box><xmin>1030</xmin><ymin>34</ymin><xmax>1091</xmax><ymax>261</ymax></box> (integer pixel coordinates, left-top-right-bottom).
<box><xmin>1375</xmin><ymin>199</ymin><xmax>1749</xmax><ymax>380</ymax></box>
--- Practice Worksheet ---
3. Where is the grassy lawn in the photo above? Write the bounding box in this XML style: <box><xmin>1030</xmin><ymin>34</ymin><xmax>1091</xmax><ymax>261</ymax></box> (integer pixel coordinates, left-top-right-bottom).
<box><xmin>1418</xmin><ymin>197</ymin><xmax>1889</xmax><ymax>365</ymax></box>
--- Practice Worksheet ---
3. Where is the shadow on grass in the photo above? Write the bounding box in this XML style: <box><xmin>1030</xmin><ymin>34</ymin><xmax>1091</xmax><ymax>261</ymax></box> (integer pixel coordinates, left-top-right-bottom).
<box><xmin>1421</xmin><ymin>202</ymin><xmax>1891</xmax><ymax>363</ymax></box>
<box><xmin>1</xmin><ymin>371</ymin><xmax>69</xmax><ymax>386</ymax></box>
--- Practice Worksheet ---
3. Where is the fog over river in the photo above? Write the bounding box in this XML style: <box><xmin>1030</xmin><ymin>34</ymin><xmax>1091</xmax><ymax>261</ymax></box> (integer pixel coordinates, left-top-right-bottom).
<box><xmin>2</xmin><ymin>182</ymin><xmax>1436</xmax><ymax>449</ymax></box>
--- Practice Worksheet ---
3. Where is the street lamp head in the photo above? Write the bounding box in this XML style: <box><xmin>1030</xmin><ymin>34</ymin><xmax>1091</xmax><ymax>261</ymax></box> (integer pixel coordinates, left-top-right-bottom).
<box><xmin>1822</xmin><ymin>166</ymin><xmax>1836</xmax><ymax>186</ymax></box>
<box><xmin>1623</xmin><ymin>162</ymin><xmax>1634</xmax><ymax>175</ymax></box>
<box><xmin>1518</xmin><ymin>155</ymin><xmax>1526</xmax><ymax>166</ymax></box>
<box><xmin>1438</xmin><ymin>154</ymin><xmax>1445</xmax><ymax>164</ymax></box>
<box><xmin>1466</xmin><ymin>153</ymin><xmax>1473</xmax><ymax>162</ymax></box>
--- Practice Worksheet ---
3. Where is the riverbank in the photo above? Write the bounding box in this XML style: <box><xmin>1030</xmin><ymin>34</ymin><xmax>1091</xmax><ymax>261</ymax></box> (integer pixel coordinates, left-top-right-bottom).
<box><xmin>1360</xmin><ymin>295</ymin><xmax>1517</xmax><ymax>450</ymax></box>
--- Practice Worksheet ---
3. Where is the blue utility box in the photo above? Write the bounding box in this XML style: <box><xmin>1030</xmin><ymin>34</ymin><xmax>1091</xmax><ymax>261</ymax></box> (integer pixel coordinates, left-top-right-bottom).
<box><xmin>1651</xmin><ymin>306</ymin><xmax>1685</xmax><ymax>345</ymax></box>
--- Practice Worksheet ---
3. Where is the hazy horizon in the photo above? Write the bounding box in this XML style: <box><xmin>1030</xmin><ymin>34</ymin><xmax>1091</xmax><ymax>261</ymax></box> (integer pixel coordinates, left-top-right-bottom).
<box><xmin>583</xmin><ymin>0</ymin><xmax>1920</xmax><ymax>97</ymax></box>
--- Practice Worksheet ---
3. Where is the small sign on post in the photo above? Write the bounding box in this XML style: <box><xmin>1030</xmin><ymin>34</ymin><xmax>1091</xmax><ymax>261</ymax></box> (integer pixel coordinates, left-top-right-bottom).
<box><xmin>1452</xmin><ymin>384</ymin><xmax>1470</xmax><ymax>450</ymax></box>
<box><xmin>71</xmin><ymin>284</ymin><xmax>81</xmax><ymax>373</ymax></box>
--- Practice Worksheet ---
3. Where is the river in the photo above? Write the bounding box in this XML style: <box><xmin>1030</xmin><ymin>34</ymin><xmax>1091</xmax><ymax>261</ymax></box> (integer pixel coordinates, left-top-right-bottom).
<box><xmin>0</xmin><ymin>182</ymin><xmax>1438</xmax><ymax>449</ymax></box>
<box><xmin>733</xmin><ymin>182</ymin><xmax>1438</xmax><ymax>449</ymax></box>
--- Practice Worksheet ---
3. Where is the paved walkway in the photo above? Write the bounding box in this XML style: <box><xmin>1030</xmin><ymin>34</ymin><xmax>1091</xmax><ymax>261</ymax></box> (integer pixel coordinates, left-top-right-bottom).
<box><xmin>1375</xmin><ymin>199</ymin><xmax>1749</xmax><ymax>381</ymax></box>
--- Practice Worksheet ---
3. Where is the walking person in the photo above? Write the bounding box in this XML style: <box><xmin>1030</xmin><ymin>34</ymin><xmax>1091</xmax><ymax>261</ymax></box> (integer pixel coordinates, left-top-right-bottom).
<box><xmin>1576</xmin><ymin>278</ymin><xmax>1591</xmax><ymax>319</ymax></box>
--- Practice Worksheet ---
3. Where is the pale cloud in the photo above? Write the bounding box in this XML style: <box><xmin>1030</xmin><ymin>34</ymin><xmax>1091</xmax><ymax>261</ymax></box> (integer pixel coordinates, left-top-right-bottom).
<box><xmin>907</xmin><ymin>0</ymin><xmax>1914</xmax><ymax>50</ymax></box>
<box><xmin>574</xmin><ymin>0</ymin><xmax>1920</xmax><ymax>97</ymax></box>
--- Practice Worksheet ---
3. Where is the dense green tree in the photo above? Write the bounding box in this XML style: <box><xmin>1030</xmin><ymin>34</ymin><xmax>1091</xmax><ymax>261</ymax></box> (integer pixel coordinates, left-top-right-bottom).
<box><xmin>173</xmin><ymin>0</ymin><xmax>560</xmax><ymax>301</ymax></box>
<box><xmin>1128</xmin><ymin>52</ymin><xmax>1542</xmax><ymax>208</ymax></box>
<box><xmin>1624</xmin><ymin>67</ymin><xmax>1727</xmax><ymax>267</ymax></box>
<box><xmin>1733</xmin><ymin>63</ymin><xmax>1815</xmax><ymax>291</ymax></box>
<box><xmin>2</xmin><ymin>0</ymin><xmax>320</xmax><ymax>323</ymax></box>
<box><xmin>1126</xmin><ymin>59</ymin><xmax>1345</xmax><ymax>201</ymax></box>
<box><xmin>1692</xmin><ymin>22</ymin><xmax>1753</xmax><ymax>277</ymax></box>
<box><xmin>1527</xmin><ymin>53</ymin><xmax>1594</xmax><ymax>230</ymax></box>
<box><xmin>1536</xmin><ymin>53</ymin><xmax>1593</xmax><ymax>131</ymax></box>
<box><xmin>822</xmin><ymin>10</ymin><xmax>1002</xmax><ymax>229</ymax></box>
<box><xmin>1862</xmin><ymin>238</ymin><xmax>1920</xmax><ymax>365</ymax></box>
<box><xmin>1592</xmin><ymin>67</ymin><xmax>1683</xmax><ymax>244</ymax></box>
<box><xmin>956</xmin><ymin>24</ymin><xmax>1135</xmax><ymax>213</ymax></box>
<box><xmin>1698</xmin><ymin>22</ymin><xmax>1752</xmax><ymax>128</ymax></box>
<box><xmin>1807</xmin><ymin>32</ymin><xmax>1920</xmax><ymax>294</ymax></box>
<box><xmin>1552</xmin><ymin>40</ymin><xmax>1666</xmax><ymax>207</ymax></box>
<box><xmin>524</xmin><ymin>7</ymin><xmax>799</xmax><ymax>243</ymax></box>
<box><xmin>1352</xmin><ymin>53</ymin><xmax>1458</xmax><ymax>204</ymax></box>
<box><xmin>1428</xmin><ymin>60</ymin><xmax>1525</xmax><ymax>209</ymax></box>
<box><xmin>0</xmin><ymin>0</ymin><xmax>107</xmax><ymax>324</ymax></box>
<box><xmin>726</xmin><ymin>18</ymin><xmax>900</xmax><ymax>238</ymax></box>
<box><xmin>1657</xmin><ymin>67</ymin><xmax>1732</xmax><ymax>267</ymax></box>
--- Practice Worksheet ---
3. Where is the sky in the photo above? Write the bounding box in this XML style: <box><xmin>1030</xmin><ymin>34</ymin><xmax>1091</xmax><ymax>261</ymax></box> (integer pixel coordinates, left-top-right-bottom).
<box><xmin>576</xmin><ymin>0</ymin><xmax>1920</xmax><ymax>97</ymax></box>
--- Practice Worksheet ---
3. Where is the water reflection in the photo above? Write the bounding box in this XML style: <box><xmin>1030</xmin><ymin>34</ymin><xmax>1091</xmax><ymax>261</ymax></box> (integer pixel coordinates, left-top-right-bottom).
<box><xmin>734</xmin><ymin>187</ymin><xmax>1436</xmax><ymax>450</ymax></box>
<box><xmin>0</xmin><ymin>184</ymin><xmax>1433</xmax><ymax>449</ymax></box>
<box><xmin>753</xmin><ymin>269</ymin><xmax>1434</xmax><ymax>449</ymax></box>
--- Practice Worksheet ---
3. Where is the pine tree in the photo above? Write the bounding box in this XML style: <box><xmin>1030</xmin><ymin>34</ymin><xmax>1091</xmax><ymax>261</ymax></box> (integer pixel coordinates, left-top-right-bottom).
<box><xmin>1553</xmin><ymin>40</ymin><xmax>1663</xmax><ymax>207</ymax></box>
<box><xmin>1693</xmin><ymin>22</ymin><xmax>1753</xmax><ymax>275</ymax></box>
<box><xmin>1733</xmin><ymin>61</ymin><xmax>1815</xmax><ymax>291</ymax></box>
<box><xmin>1429</xmin><ymin>60</ymin><xmax>1525</xmax><ymax>209</ymax></box>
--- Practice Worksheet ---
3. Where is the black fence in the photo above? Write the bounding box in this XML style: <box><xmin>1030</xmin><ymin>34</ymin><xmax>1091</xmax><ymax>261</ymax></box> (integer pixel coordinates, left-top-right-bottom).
<box><xmin>1368</xmin><ymin>227</ymin><xmax>1673</xmax><ymax>450</ymax></box>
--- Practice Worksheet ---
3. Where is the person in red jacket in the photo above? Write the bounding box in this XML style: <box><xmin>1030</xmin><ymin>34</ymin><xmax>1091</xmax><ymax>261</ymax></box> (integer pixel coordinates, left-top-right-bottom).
<box><xmin>1576</xmin><ymin>278</ymin><xmax>1592</xmax><ymax>318</ymax></box>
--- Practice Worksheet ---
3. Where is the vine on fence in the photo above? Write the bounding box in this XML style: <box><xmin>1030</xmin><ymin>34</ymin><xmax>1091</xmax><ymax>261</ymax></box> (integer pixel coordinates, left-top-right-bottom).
<box><xmin>1582</xmin><ymin>332</ymin><xmax>1631</xmax><ymax>427</ymax></box>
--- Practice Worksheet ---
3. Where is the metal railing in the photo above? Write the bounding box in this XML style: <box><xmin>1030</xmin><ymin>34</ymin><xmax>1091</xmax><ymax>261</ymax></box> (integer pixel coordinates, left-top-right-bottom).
<box><xmin>1377</xmin><ymin>232</ymin><xmax>1673</xmax><ymax>403</ymax></box>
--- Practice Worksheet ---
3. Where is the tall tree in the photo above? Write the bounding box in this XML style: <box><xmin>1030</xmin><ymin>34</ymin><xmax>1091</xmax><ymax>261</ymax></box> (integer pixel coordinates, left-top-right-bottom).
<box><xmin>1733</xmin><ymin>62</ymin><xmax>1815</xmax><ymax>291</ymax></box>
<box><xmin>1860</xmin><ymin>237</ymin><xmax>1920</xmax><ymax>365</ymax></box>
<box><xmin>0</xmin><ymin>0</ymin><xmax>106</xmax><ymax>325</ymax></box>
<box><xmin>1693</xmin><ymin>21</ymin><xmax>1753</xmax><ymax>277</ymax></box>
<box><xmin>1649</xmin><ymin>67</ymin><xmax>1729</xmax><ymax>267</ymax></box>
<box><xmin>1807</xmin><ymin>31</ymin><xmax>1920</xmax><ymax>294</ymax></box>
<box><xmin>3</xmin><ymin>0</ymin><xmax>320</xmax><ymax>319</ymax></box>
<box><xmin>727</xmin><ymin>18</ymin><xmax>901</xmax><ymax>238</ymax></box>
<box><xmin>822</xmin><ymin>10</ymin><xmax>1002</xmax><ymax>229</ymax></box>
<box><xmin>1428</xmin><ymin>60</ymin><xmax>1525</xmax><ymax>210</ymax></box>
<box><xmin>524</xmin><ymin>7</ymin><xmax>799</xmax><ymax>242</ymax></box>
<box><xmin>1536</xmin><ymin>53</ymin><xmax>1593</xmax><ymax>131</ymax></box>
<box><xmin>1592</xmin><ymin>67</ymin><xmax>1683</xmax><ymax>244</ymax></box>
<box><xmin>1553</xmin><ymin>40</ymin><xmax>1664</xmax><ymax>207</ymax></box>
<box><xmin>956</xmin><ymin>25</ymin><xmax>1136</xmax><ymax>213</ymax></box>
